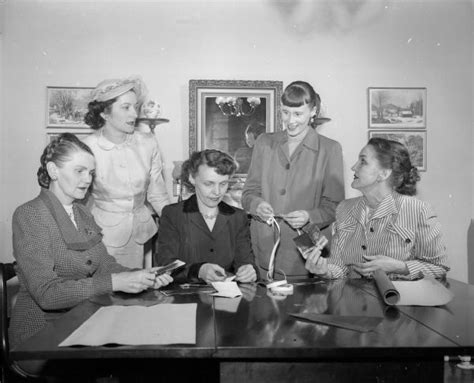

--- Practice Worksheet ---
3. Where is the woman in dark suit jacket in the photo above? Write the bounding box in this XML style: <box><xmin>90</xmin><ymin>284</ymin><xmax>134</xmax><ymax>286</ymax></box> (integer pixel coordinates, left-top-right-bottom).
<box><xmin>154</xmin><ymin>149</ymin><xmax>258</xmax><ymax>284</ymax></box>
<box><xmin>10</xmin><ymin>133</ymin><xmax>172</xmax><ymax>377</ymax></box>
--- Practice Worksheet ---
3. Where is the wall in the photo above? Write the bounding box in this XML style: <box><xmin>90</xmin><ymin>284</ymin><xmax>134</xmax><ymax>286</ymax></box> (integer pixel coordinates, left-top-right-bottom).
<box><xmin>1</xmin><ymin>0</ymin><xmax>472</xmax><ymax>281</ymax></box>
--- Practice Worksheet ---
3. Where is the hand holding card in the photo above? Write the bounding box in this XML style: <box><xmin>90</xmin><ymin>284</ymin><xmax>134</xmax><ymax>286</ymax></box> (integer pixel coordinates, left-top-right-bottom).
<box><xmin>293</xmin><ymin>223</ymin><xmax>329</xmax><ymax>260</ymax></box>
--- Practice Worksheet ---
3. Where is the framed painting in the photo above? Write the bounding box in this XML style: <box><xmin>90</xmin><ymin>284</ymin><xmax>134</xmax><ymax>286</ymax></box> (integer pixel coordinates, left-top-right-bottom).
<box><xmin>189</xmin><ymin>79</ymin><xmax>283</xmax><ymax>176</ymax></box>
<box><xmin>368</xmin><ymin>130</ymin><xmax>427</xmax><ymax>171</ymax></box>
<box><xmin>368</xmin><ymin>87</ymin><xmax>427</xmax><ymax>129</ymax></box>
<box><xmin>47</xmin><ymin>86</ymin><xmax>93</xmax><ymax>128</ymax></box>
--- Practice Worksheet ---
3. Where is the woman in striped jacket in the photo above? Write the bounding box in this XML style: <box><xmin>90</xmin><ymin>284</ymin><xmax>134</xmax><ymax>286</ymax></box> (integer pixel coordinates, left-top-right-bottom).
<box><xmin>305</xmin><ymin>137</ymin><xmax>449</xmax><ymax>280</ymax></box>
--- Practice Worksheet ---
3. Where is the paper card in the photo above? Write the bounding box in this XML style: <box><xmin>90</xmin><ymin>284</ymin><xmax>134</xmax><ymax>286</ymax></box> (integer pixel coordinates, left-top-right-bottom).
<box><xmin>155</xmin><ymin>259</ymin><xmax>185</xmax><ymax>276</ymax></box>
<box><xmin>59</xmin><ymin>303</ymin><xmax>196</xmax><ymax>347</ymax></box>
<box><xmin>211</xmin><ymin>281</ymin><xmax>242</xmax><ymax>298</ymax></box>
<box><xmin>392</xmin><ymin>277</ymin><xmax>454</xmax><ymax>306</ymax></box>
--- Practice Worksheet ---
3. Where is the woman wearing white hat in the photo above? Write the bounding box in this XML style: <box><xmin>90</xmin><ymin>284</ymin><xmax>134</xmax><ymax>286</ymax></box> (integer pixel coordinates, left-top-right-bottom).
<box><xmin>83</xmin><ymin>76</ymin><xmax>170</xmax><ymax>268</ymax></box>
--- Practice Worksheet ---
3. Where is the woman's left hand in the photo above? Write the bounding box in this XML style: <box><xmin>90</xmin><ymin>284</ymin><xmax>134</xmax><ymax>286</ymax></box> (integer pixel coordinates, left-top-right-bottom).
<box><xmin>235</xmin><ymin>264</ymin><xmax>257</xmax><ymax>283</ymax></box>
<box><xmin>353</xmin><ymin>255</ymin><xmax>409</xmax><ymax>277</ymax></box>
<box><xmin>282</xmin><ymin>210</ymin><xmax>310</xmax><ymax>229</ymax></box>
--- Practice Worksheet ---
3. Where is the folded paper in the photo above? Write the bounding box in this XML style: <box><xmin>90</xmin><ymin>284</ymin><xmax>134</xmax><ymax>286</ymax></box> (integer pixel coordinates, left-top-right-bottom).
<box><xmin>211</xmin><ymin>281</ymin><xmax>242</xmax><ymax>298</ymax></box>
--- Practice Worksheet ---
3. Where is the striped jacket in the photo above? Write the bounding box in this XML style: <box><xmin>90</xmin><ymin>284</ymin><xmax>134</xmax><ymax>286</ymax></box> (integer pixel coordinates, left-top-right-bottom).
<box><xmin>327</xmin><ymin>192</ymin><xmax>449</xmax><ymax>280</ymax></box>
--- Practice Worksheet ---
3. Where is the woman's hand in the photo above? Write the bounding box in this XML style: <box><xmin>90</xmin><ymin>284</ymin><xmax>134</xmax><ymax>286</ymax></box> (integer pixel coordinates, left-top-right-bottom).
<box><xmin>235</xmin><ymin>264</ymin><xmax>257</xmax><ymax>283</ymax></box>
<box><xmin>153</xmin><ymin>273</ymin><xmax>173</xmax><ymax>289</ymax></box>
<box><xmin>256</xmin><ymin>201</ymin><xmax>274</xmax><ymax>222</ymax></box>
<box><xmin>111</xmin><ymin>270</ymin><xmax>156</xmax><ymax>293</ymax></box>
<box><xmin>304</xmin><ymin>247</ymin><xmax>329</xmax><ymax>277</ymax></box>
<box><xmin>198</xmin><ymin>263</ymin><xmax>226</xmax><ymax>284</ymax></box>
<box><xmin>282</xmin><ymin>210</ymin><xmax>309</xmax><ymax>229</ymax></box>
<box><xmin>353</xmin><ymin>255</ymin><xmax>409</xmax><ymax>277</ymax></box>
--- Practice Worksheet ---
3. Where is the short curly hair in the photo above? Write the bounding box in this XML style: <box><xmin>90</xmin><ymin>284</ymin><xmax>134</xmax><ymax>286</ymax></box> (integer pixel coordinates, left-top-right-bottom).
<box><xmin>83</xmin><ymin>98</ymin><xmax>116</xmax><ymax>130</ymax></box>
<box><xmin>368</xmin><ymin>137</ymin><xmax>420</xmax><ymax>196</ymax></box>
<box><xmin>181</xmin><ymin>149</ymin><xmax>237</xmax><ymax>193</ymax></box>
<box><xmin>37</xmin><ymin>133</ymin><xmax>94</xmax><ymax>189</ymax></box>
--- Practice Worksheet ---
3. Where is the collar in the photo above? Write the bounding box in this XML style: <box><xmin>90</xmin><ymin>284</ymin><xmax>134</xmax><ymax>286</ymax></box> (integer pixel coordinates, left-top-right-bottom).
<box><xmin>96</xmin><ymin>129</ymin><xmax>135</xmax><ymax>151</ymax></box>
<box><xmin>183</xmin><ymin>194</ymin><xmax>236</xmax><ymax>216</ymax></box>
<box><xmin>39</xmin><ymin>188</ymin><xmax>103</xmax><ymax>251</ymax></box>
<box><xmin>277</xmin><ymin>127</ymin><xmax>320</xmax><ymax>152</ymax></box>
<box><xmin>352</xmin><ymin>192</ymin><xmax>399</xmax><ymax>225</ymax></box>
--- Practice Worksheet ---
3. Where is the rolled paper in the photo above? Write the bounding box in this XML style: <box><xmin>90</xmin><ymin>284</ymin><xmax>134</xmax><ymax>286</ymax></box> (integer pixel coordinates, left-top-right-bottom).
<box><xmin>373</xmin><ymin>269</ymin><xmax>400</xmax><ymax>306</ymax></box>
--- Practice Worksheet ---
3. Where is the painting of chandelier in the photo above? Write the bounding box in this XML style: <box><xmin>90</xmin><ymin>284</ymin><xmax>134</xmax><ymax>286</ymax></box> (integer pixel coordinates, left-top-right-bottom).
<box><xmin>215</xmin><ymin>96</ymin><xmax>261</xmax><ymax>117</ymax></box>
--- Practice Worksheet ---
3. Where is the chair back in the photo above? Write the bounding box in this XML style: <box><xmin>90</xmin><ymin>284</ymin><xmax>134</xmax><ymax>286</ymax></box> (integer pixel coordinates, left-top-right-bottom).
<box><xmin>0</xmin><ymin>262</ymin><xmax>17</xmax><ymax>380</ymax></box>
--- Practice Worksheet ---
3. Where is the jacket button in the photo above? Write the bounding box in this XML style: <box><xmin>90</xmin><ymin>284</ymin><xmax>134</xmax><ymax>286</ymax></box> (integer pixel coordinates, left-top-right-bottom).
<box><xmin>361</xmin><ymin>245</ymin><xmax>367</xmax><ymax>250</ymax></box>
<box><xmin>370</xmin><ymin>227</ymin><xmax>374</xmax><ymax>233</ymax></box>
<box><xmin>210</xmin><ymin>248</ymin><xmax>214</xmax><ymax>252</ymax></box>
<box><xmin>86</xmin><ymin>259</ymin><xmax>92</xmax><ymax>265</ymax></box>
<box><xmin>405</xmin><ymin>238</ymin><xmax>411</xmax><ymax>244</ymax></box>
<box><xmin>87</xmin><ymin>273</ymin><xmax>93</xmax><ymax>277</ymax></box>
<box><xmin>280</xmin><ymin>189</ymin><xmax>286</xmax><ymax>195</ymax></box>
<box><xmin>285</xmin><ymin>164</ymin><xmax>290</xmax><ymax>170</ymax></box>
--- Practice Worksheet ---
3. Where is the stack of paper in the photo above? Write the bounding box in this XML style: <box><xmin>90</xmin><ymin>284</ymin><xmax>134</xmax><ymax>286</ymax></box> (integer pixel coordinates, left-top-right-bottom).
<box><xmin>59</xmin><ymin>303</ymin><xmax>196</xmax><ymax>347</ymax></box>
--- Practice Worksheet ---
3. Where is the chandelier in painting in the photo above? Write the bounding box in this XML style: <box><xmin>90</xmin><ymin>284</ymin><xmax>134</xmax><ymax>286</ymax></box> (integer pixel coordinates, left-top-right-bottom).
<box><xmin>215</xmin><ymin>96</ymin><xmax>261</xmax><ymax>117</ymax></box>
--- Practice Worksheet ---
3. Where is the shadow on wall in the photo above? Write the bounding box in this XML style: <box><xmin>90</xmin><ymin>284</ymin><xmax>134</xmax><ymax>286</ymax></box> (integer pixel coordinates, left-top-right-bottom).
<box><xmin>269</xmin><ymin>0</ymin><xmax>387</xmax><ymax>35</ymax></box>
<box><xmin>468</xmin><ymin>220</ymin><xmax>474</xmax><ymax>284</ymax></box>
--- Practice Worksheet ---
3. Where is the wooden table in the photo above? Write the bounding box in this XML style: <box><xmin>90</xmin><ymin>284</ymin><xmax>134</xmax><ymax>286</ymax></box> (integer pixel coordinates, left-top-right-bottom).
<box><xmin>11</xmin><ymin>278</ymin><xmax>472</xmax><ymax>382</ymax></box>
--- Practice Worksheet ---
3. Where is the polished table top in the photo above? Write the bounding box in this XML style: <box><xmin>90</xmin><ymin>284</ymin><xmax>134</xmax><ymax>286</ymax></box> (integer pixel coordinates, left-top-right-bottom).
<box><xmin>11</xmin><ymin>278</ymin><xmax>471</xmax><ymax>361</ymax></box>
<box><xmin>358</xmin><ymin>278</ymin><xmax>474</xmax><ymax>347</ymax></box>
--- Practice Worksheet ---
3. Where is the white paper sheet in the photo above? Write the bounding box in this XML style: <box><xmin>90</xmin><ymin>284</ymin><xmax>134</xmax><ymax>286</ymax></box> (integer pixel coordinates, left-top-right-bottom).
<box><xmin>392</xmin><ymin>277</ymin><xmax>454</xmax><ymax>306</ymax></box>
<box><xmin>59</xmin><ymin>303</ymin><xmax>196</xmax><ymax>347</ymax></box>
<box><xmin>211</xmin><ymin>281</ymin><xmax>242</xmax><ymax>298</ymax></box>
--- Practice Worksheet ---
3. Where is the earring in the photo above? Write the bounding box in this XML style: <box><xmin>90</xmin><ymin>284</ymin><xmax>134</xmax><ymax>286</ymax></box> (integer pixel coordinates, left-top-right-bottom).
<box><xmin>51</xmin><ymin>175</ymin><xmax>57</xmax><ymax>181</ymax></box>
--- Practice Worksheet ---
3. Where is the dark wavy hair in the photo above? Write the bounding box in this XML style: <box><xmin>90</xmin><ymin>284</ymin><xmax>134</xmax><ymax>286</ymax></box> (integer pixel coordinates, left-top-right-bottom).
<box><xmin>181</xmin><ymin>149</ymin><xmax>237</xmax><ymax>192</ymax></box>
<box><xmin>37</xmin><ymin>133</ymin><xmax>94</xmax><ymax>189</ymax></box>
<box><xmin>84</xmin><ymin>98</ymin><xmax>117</xmax><ymax>130</ymax></box>
<box><xmin>281</xmin><ymin>81</ymin><xmax>321</xmax><ymax>128</ymax></box>
<box><xmin>368</xmin><ymin>137</ymin><xmax>420</xmax><ymax>196</ymax></box>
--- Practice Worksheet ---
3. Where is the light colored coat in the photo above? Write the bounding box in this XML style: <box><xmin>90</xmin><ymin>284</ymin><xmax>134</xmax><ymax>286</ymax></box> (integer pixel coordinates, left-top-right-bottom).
<box><xmin>83</xmin><ymin>131</ymin><xmax>170</xmax><ymax>250</ymax></box>
<box><xmin>241</xmin><ymin>129</ymin><xmax>345</xmax><ymax>277</ymax></box>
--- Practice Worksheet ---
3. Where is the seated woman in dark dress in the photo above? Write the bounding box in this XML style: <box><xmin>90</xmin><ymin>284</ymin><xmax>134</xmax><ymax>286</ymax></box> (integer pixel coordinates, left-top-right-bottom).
<box><xmin>154</xmin><ymin>149</ymin><xmax>258</xmax><ymax>284</ymax></box>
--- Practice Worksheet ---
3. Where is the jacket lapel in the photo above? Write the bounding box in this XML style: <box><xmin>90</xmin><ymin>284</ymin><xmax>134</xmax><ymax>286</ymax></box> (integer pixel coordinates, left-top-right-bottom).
<box><xmin>184</xmin><ymin>195</ymin><xmax>213</xmax><ymax>237</ymax></box>
<box><xmin>210</xmin><ymin>200</ymin><xmax>236</xmax><ymax>237</ymax></box>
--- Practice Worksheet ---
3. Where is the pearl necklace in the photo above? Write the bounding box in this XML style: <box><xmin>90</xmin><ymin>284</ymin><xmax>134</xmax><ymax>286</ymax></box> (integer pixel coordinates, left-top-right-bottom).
<box><xmin>201</xmin><ymin>211</ymin><xmax>218</xmax><ymax>220</ymax></box>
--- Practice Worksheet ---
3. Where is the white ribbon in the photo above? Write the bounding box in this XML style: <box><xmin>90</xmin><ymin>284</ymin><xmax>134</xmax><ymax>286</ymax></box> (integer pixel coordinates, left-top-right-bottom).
<box><xmin>266</xmin><ymin>216</ymin><xmax>281</xmax><ymax>281</ymax></box>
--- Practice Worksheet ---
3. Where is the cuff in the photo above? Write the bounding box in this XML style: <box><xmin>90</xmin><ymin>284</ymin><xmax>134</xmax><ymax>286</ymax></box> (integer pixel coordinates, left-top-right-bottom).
<box><xmin>92</xmin><ymin>274</ymin><xmax>114</xmax><ymax>295</ymax></box>
<box><xmin>249</xmin><ymin>197</ymin><xmax>264</xmax><ymax>215</ymax></box>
